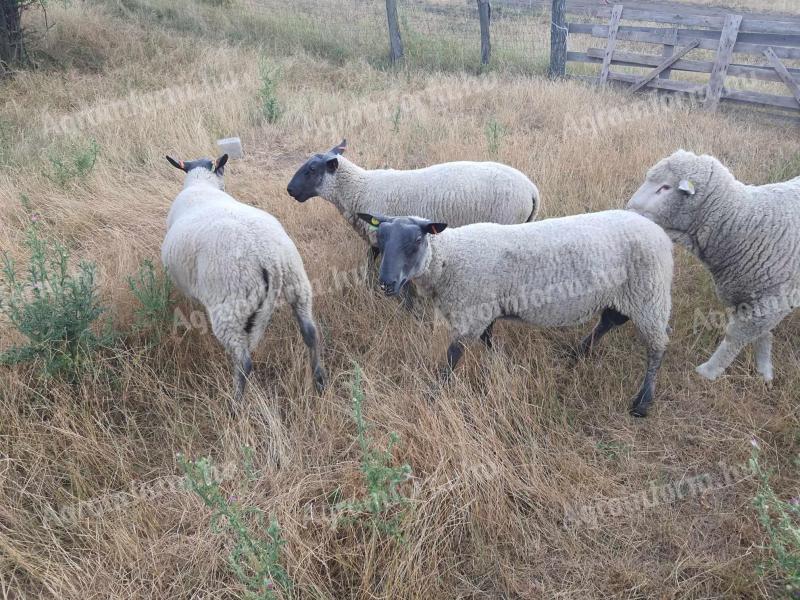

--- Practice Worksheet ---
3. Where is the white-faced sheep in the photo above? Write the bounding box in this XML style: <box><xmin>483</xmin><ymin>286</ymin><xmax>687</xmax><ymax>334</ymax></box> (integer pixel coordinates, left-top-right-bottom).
<box><xmin>628</xmin><ymin>149</ymin><xmax>800</xmax><ymax>383</ymax></box>
<box><xmin>287</xmin><ymin>139</ymin><xmax>540</xmax><ymax>254</ymax></box>
<box><xmin>357</xmin><ymin>210</ymin><xmax>674</xmax><ymax>417</ymax></box>
<box><xmin>162</xmin><ymin>154</ymin><xmax>326</xmax><ymax>405</ymax></box>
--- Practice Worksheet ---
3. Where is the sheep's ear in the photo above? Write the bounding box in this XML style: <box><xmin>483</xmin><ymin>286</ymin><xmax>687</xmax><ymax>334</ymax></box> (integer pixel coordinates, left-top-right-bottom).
<box><xmin>166</xmin><ymin>155</ymin><xmax>186</xmax><ymax>171</ymax></box>
<box><xmin>357</xmin><ymin>212</ymin><xmax>388</xmax><ymax>229</ymax></box>
<box><xmin>678</xmin><ymin>179</ymin><xmax>696</xmax><ymax>195</ymax></box>
<box><xmin>422</xmin><ymin>222</ymin><xmax>447</xmax><ymax>235</ymax></box>
<box><xmin>329</xmin><ymin>139</ymin><xmax>346</xmax><ymax>155</ymax></box>
<box><xmin>214</xmin><ymin>154</ymin><xmax>229</xmax><ymax>176</ymax></box>
<box><xmin>326</xmin><ymin>157</ymin><xmax>339</xmax><ymax>173</ymax></box>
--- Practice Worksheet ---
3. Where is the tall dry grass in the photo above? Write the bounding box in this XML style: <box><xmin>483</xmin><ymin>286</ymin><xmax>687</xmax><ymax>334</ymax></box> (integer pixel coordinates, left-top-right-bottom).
<box><xmin>1</xmin><ymin>0</ymin><xmax>799</xmax><ymax>598</ymax></box>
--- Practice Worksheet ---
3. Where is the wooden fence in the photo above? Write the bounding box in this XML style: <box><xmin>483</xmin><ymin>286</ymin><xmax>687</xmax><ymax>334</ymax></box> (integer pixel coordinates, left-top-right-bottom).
<box><xmin>561</xmin><ymin>4</ymin><xmax>800</xmax><ymax>113</ymax></box>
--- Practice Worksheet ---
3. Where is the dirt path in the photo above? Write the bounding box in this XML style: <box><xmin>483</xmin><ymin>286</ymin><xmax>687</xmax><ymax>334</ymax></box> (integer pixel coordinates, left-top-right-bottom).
<box><xmin>497</xmin><ymin>0</ymin><xmax>800</xmax><ymax>24</ymax></box>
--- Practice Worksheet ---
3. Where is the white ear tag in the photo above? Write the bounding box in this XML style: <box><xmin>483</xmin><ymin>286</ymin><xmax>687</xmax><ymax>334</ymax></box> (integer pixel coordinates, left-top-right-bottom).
<box><xmin>678</xmin><ymin>179</ymin><xmax>696</xmax><ymax>195</ymax></box>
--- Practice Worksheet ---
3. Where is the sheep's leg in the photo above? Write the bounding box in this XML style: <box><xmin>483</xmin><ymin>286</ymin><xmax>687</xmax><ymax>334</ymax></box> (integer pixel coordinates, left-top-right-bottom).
<box><xmin>234</xmin><ymin>350</ymin><xmax>253</xmax><ymax>407</ymax></box>
<box><xmin>480</xmin><ymin>322</ymin><xmax>494</xmax><ymax>349</ymax></box>
<box><xmin>753</xmin><ymin>332</ymin><xmax>774</xmax><ymax>383</ymax></box>
<box><xmin>627</xmin><ymin>308</ymin><xmax>669</xmax><ymax>418</ymax></box>
<box><xmin>629</xmin><ymin>348</ymin><xmax>664</xmax><ymax>418</ymax></box>
<box><xmin>578</xmin><ymin>308</ymin><xmax>629</xmax><ymax>356</ymax></box>
<box><xmin>293</xmin><ymin>306</ymin><xmax>326</xmax><ymax>392</ymax></box>
<box><xmin>209</xmin><ymin>307</ymin><xmax>253</xmax><ymax>409</ymax></box>
<box><xmin>366</xmin><ymin>246</ymin><xmax>380</xmax><ymax>288</ymax></box>
<box><xmin>438</xmin><ymin>337</ymin><xmax>467</xmax><ymax>384</ymax></box>
<box><xmin>400</xmin><ymin>284</ymin><xmax>415</xmax><ymax>311</ymax></box>
<box><xmin>696</xmin><ymin>310</ymin><xmax>787</xmax><ymax>381</ymax></box>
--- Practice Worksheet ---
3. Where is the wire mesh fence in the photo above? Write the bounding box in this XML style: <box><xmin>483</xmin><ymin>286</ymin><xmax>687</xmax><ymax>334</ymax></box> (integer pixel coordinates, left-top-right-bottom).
<box><xmin>237</xmin><ymin>0</ymin><xmax>552</xmax><ymax>74</ymax></box>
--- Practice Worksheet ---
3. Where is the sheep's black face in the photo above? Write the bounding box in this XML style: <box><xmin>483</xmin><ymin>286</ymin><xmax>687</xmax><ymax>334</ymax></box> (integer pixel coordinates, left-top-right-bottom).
<box><xmin>287</xmin><ymin>139</ymin><xmax>347</xmax><ymax>202</ymax></box>
<box><xmin>356</xmin><ymin>213</ymin><xmax>447</xmax><ymax>297</ymax></box>
<box><xmin>287</xmin><ymin>154</ymin><xmax>335</xmax><ymax>202</ymax></box>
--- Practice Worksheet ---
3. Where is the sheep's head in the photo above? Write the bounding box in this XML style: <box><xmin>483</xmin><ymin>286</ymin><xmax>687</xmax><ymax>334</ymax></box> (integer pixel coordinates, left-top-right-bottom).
<box><xmin>287</xmin><ymin>139</ymin><xmax>347</xmax><ymax>202</ymax></box>
<box><xmin>166</xmin><ymin>154</ymin><xmax>228</xmax><ymax>190</ymax></box>
<box><xmin>357</xmin><ymin>213</ymin><xmax>447</xmax><ymax>297</ymax></box>
<box><xmin>626</xmin><ymin>149</ymin><xmax>718</xmax><ymax>233</ymax></box>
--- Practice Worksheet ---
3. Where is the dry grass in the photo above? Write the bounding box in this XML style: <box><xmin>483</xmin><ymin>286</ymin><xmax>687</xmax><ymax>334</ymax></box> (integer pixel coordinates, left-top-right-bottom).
<box><xmin>1</xmin><ymin>0</ymin><xmax>799</xmax><ymax>598</ymax></box>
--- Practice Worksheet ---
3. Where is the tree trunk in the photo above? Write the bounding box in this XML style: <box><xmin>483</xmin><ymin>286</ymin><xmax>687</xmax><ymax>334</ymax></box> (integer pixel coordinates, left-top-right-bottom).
<box><xmin>477</xmin><ymin>0</ymin><xmax>491</xmax><ymax>66</ymax></box>
<box><xmin>0</xmin><ymin>0</ymin><xmax>24</xmax><ymax>72</ymax></box>
<box><xmin>549</xmin><ymin>0</ymin><xmax>567</xmax><ymax>78</ymax></box>
<box><xmin>385</xmin><ymin>0</ymin><xmax>403</xmax><ymax>64</ymax></box>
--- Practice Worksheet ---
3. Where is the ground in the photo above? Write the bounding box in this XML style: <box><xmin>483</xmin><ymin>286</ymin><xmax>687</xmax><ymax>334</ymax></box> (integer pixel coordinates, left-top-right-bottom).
<box><xmin>0</xmin><ymin>0</ymin><xmax>799</xmax><ymax>598</ymax></box>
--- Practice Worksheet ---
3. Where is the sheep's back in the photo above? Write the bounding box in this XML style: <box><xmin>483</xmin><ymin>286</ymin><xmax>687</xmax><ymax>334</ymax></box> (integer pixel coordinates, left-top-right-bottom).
<box><xmin>162</xmin><ymin>201</ymin><xmax>298</xmax><ymax>307</ymax></box>
<box><xmin>430</xmin><ymin>210</ymin><xmax>671</xmax><ymax>327</ymax></box>
<box><xmin>363</xmin><ymin>161</ymin><xmax>536</xmax><ymax>226</ymax></box>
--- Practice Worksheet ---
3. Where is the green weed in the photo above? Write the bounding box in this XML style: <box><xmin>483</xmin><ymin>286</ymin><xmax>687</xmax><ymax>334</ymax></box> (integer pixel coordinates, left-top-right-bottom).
<box><xmin>750</xmin><ymin>442</ymin><xmax>800</xmax><ymax>596</ymax></box>
<box><xmin>179</xmin><ymin>452</ymin><xmax>293</xmax><ymax>600</ymax></box>
<box><xmin>127</xmin><ymin>259</ymin><xmax>174</xmax><ymax>342</ymax></box>
<box><xmin>0</xmin><ymin>223</ymin><xmax>113</xmax><ymax>379</ymax></box>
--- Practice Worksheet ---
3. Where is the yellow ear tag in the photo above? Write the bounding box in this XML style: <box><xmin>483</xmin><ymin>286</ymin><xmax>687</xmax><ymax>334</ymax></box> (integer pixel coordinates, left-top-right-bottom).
<box><xmin>371</xmin><ymin>218</ymin><xmax>380</xmax><ymax>226</ymax></box>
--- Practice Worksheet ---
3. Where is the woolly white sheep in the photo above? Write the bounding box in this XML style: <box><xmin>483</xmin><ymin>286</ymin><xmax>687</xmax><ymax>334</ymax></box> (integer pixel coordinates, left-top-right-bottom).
<box><xmin>357</xmin><ymin>210</ymin><xmax>674</xmax><ymax>417</ymax></box>
<box><xmin>287</xmin><ymin>139</ymin><xmax>540</xmax><ymax>253</ymax></box>
<box><xmin>627</xmin><ymin>149</ymin><xmax>800</xmax><ymax>383</ymax></box>
<box><xmin>162</xmin><ymin>154</ymin><xmax>326</xmax><ymax>404</ymax></box>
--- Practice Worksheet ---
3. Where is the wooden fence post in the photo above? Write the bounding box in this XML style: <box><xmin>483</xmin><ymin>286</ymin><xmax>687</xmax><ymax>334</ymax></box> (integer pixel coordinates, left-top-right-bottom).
<box><xmin>599</xmin><ymin>4</ymin><xmax>624</xmax><ymax>85</ymax></box>
<box><xmin>704</xmin><ymin>13</ymin><xmax>742</xmax><ymax>111</ymax></box>
<box><xmin>549</xmin><ymin>0</ymin><xmax>567</xmax><ymax>78</ymax></box>
<box><xmin>660</xmin><ymin>28</ymin><xmax>678</xmax><ymax>79</ymax></box>
<box><xmin>477</xmin><ymin>0</ymin><xmax>491</xmax><ymax>66</ymax></box>
<box><xmin>385</xmin><ymin>0</ymin><xmax>404</xmax><ymax>64</ymax></box>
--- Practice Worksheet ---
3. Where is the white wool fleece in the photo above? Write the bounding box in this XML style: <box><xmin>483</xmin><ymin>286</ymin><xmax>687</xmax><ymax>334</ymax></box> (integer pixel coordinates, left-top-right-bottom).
<box><xmin>628</xmin><ymin>149</ymin><xmax>800</xmax><ymax>381</ymax></box>
<box><xmin>323</xmin><ymin>156</ymin><xmax>540</xmax><ymax>245</ymax></box>
<box><xmin>413</xmin><ymin>209</ymin><xmax>673</xmax><ymax>348</ymax></box>
<box><xmin>162</xmin><ymin>169</ymin><xmax>316</xmax><ymax>367</ymax></box>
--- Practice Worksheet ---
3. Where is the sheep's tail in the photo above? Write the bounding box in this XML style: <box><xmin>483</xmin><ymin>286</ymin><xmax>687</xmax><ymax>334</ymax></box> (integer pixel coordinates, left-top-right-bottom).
<box><xmin>526</xmin><ymin>184</ymin><xmax>541</xmax><ymax>222</ymax></box>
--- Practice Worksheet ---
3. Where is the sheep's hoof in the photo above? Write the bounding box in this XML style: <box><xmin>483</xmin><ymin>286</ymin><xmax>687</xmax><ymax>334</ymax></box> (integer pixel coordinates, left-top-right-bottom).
<box><xmin>628</xmin><ymin>388</ymin><xmax>652</xmax><ymax>418</ymax></box>
<box><xmin>695</xmin><ymin>362</ymin><xmax>721</xmax><ymax>381</ymax></box>
<box><xmin>628</xmin><ymin>404</ymin><xmax>648</xmax><ymax>418</ymax></box>
<box><xmin>756</xmin><ymin>365</ymin><xmax>774</xmax><ymax>386</ymax></box>
<box><xmin>313</xmin><ymin>368</ymin><xmax>327</xmax><ymax>393</ymax></box>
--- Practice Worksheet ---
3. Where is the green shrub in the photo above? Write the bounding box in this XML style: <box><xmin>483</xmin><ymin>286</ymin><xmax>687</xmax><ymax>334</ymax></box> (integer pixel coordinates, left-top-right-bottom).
<box><xmin>333</xmin><ymin>365</ymin><xmax>412</xmax><ymax>539</ymax></box>
<box><xmin>45</xmin><ymin>138</ymin><xmax>99</xmax><ymax>187</ymax></box>
<box><xmin>127</xmin><ymin>259</ymin><xmax>174</xmax><ymax>341</ymax></box>
<box><xmin>485</xmin><ymin>117</ymin><xmax>505</xmax><ymax>158</ymax></box>
<box><xmin>750</xmin><ymin>441</ymin><xmax>800</xmax><ymax>596</ymax></box>
<box><xmin>0</xmin><ymin>223</ymin><xmax>113</xmax><ymax>379</ymax></box>
<box><xmin>258</xmin><ymin>58</ymin><xmax>281</xmax><ymax>124</ymax></box>
<box><xmin>179</xmin><ymin>452</ymin><xmax>293</xmax><ymax>600</ymax></box>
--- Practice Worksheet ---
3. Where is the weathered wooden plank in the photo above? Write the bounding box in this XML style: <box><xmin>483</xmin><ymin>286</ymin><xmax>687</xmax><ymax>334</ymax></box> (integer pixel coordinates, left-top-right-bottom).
<box><xmin>600</xmin><ymin>71</ymin><xmax>799</xmax><ymax>111</ymax></box>
<box><xmin>583</xmin><ymin>24</ymin><xmax>800</xmax><ymax>48</ymax></box>
<box><xmin>723</xmin><ymin>88</ymin><xmax>800</xmax><ymax>111</ymax></box>
<box><xmin>706</xmin><ymin>14</ymin><xmax>742</xmax><ymax>111</ymax></box>
<box><xmin>661</xmin><ymin>28</ymin><xmax>678</xmax><ymax>80</ymax></box>
<box><xmin>628</xmin><ymin>39</ymin><xmax>700</xmax><ymax>94</ymax></box>
<box><xmin>570</xmin><ymin>24</ymin><xmax>800</xmax><ymax>58</ymax></box>
<box><xmin>569</xmin><ymin>6</ymin><xmax>800</xmax><ymax>36</ymax></box>
<box><xmin>599</xmin><ymin>4</ymin><xmax>624</xmax><ymax>85</ymax></box>
<box><xmin>578</xmin><ymin>47</ymin><xmax>800</xmax><ymax>84</ymax></box>
<box><xmin>607</xmin><ymin>71</ymin><xmax>706</xmax><ymax>94</ymax></box>
<box><xmin>763</xmin><ymin>47</ymin><xmax>800</xmax><ymax>107</ymax></box>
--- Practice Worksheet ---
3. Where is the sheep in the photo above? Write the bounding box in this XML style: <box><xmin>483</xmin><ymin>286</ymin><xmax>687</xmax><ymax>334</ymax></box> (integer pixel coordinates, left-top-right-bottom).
<box><xmin>287</xmin><ymin>139</ymin><xmax>540</xmax><ymax>258</ymax></box>
<box><xmin>627</xmin><ymin>149</ymin><xmax>800</xmax><ymax>383</ymax></box>
<box><xmin>356</xmin><ymin>210</ymin><xmax>674</xmax><ymax>417</ymax></box>
<box><xmin>162</xmin><ymin>153</ymin><xmax>326</xmax><ymax>405</ymax></box>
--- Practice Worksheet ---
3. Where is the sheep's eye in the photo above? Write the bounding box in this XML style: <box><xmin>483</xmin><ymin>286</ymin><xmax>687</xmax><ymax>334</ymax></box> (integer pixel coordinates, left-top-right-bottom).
<box><xmin>414</xmin><ymin>236</ymin><xmax>423</xmax><ymax>246</ymax></box>
<box><xmin>309</xmin><ymin>166</ymin><xmax>316</xmax><ymax>173</ymax></box>
<box><xmin>657</xmin><ymin>184</ymin><xmax>671</xmax><ymax>194</ymax></box>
